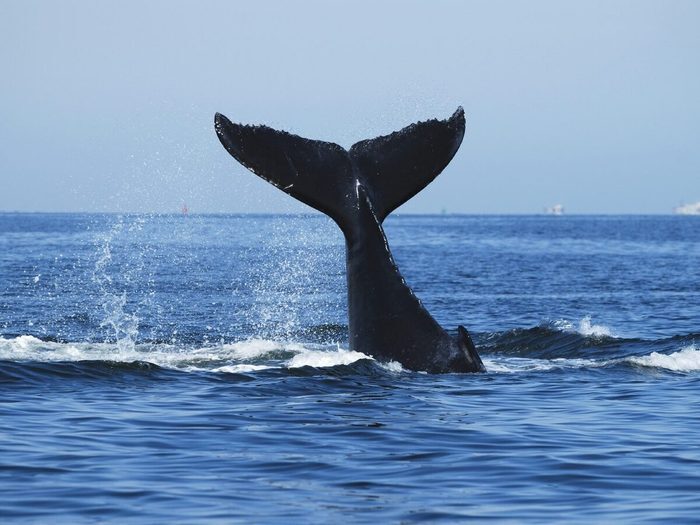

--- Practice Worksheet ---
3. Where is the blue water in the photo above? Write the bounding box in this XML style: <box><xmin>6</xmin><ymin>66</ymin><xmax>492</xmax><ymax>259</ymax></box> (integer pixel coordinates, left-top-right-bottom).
<box><xmin>1</xmin><ymin>213</ymin><xmax>699</xmax><ymax>523</ymax></box>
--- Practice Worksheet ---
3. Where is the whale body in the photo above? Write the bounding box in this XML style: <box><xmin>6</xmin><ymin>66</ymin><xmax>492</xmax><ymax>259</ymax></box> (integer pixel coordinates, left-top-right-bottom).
<box><xmin>214</xmin><ymin>108</ymin><xmax>484</xmax><ymax>373</ymax></box>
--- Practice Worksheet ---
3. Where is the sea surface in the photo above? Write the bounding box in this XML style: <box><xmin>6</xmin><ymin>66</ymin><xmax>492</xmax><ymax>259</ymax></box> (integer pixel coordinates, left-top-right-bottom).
<box><xmin>1</xmin><ymin>212</ymin><xmax>699</xmax><ymax>523</ymax></box>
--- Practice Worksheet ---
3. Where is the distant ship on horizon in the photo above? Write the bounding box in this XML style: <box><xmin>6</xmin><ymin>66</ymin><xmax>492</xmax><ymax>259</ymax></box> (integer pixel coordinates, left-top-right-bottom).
<box><xmin>674</xmin><ymin>201</ymin><xmax>700</xmax><ymax>215</ymax></box>
<box><xmin>545</xmin><ymin>204</ymin><xmax>564</xmax><ymax>216</ymax></box>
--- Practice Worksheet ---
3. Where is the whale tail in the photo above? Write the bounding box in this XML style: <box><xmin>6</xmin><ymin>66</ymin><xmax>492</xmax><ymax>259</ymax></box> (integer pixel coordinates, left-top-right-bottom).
<box><xmin>215</xmin><ymin>108</ymin><xmax>484</xmax><ymax>373</ymax></box>
<box><xmin>214</xmin><ymin>108</ymin><xmax>465</xmax><ymax>229</ymax></box>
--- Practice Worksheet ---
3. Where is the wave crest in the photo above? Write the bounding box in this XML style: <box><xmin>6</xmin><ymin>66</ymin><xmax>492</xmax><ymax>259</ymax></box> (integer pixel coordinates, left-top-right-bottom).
<box><xmin>626</xmin><ymin>345</ymin><xmax>700</xmax><ymax>372</ymax></box>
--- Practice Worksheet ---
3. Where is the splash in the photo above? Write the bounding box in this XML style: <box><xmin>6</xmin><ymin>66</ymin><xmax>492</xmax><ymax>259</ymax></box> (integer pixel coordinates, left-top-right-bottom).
<box><xmin>91</xmin><ymin>216</ymin><xmax>154</xmax><ymax>353</ymax></box>
<box><xmin>93</xmin><ymin>219</ymin><xmax>137</xmax><ymax>353</ymax></box>
<box><xmin>243</xmin><ymin>216</ymin><xmax>344</xmax><ymax>341</ymax></box>
<box><xmin>554</xmin><ymin>316</ymin><xmax>616</xmax><ymax>338</ymax></box>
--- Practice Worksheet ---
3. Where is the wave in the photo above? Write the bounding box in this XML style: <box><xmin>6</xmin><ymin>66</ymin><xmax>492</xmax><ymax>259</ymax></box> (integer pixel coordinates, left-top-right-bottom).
<box><xmin>2</xmin><ymin>329</ymin><xmax>698</xmax><ymax>380</ymax></box>
<box><xmin>626</xmin><ymin>345</ymin><xmax>700</xmax><ymax>372</ymax></box>
<box><xmin>483</xmin><ymin>344</ymin><xmax>700</xmax><ymax>374</ymax></box>
<box><xmin>477</xmin><ymin>317</ymin><xmax>625</xmax><ymax>360</ymax></box>
<box><xmin>0</xmin><ymin>335</ymin><xmax>378</xmax><ymax>375</ymax></box>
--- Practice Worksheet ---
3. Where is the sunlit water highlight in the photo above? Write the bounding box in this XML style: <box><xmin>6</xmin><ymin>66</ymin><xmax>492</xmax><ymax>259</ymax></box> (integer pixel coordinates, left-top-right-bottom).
<box><xmin>1</xmin><ymin>213</ymin><xmax>699</xmax><ymax>522</ymax></box>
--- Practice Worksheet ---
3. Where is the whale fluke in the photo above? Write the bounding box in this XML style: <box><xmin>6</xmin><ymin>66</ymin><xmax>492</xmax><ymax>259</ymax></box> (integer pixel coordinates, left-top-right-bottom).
<box><xmin>349</xmin><ymin>108</ymin><xmax>465</xmax><ymax>223</ymax></box>
<box><xmin>215</xmin><ymin>109</ymin><xmax>466</xmax><ymax>230</ymax></box>
<box><xmin>215</xmin><ymin>108</ymin><xmax>485</xmax><ymax>373</ymax></box>
<box><xmin>215</xmin><ymin>114</ymin><xmax>355</xmax><ymax>230</ymax></box>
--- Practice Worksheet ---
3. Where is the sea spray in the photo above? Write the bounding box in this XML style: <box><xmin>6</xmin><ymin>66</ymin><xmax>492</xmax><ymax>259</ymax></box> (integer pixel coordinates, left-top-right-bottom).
<box><xmin>244</xmin><ymin>215</ymin><xmax>345</xmax><ymax>342</ymax></box>
<box><xmin>91</xmin><ymin>215</ymin><xmax>159</xmax><ymax>353</ymax></box>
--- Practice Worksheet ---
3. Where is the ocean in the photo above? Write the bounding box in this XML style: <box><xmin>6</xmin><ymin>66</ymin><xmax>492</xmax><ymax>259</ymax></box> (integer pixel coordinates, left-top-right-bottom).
<box><xmin>1</xmin><ymin>212</ymin><xmax>699</xmax><ymax>523</ymax></box>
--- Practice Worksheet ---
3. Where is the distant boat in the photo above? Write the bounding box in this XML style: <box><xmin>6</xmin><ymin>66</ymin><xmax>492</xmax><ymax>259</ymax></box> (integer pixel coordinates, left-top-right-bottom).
<box><xmin>674</xmin><ymin>201</ymin><xmax>700</xmax><ymax>215</ymax></box>
<box><xmin>181</xmin><ymin>203</ymin><xmax>189</xmax><ymax>215</ymax></box>
<box><xmin>545</xmin><ymin>204</ymin><xmax>564</xmax><ymax>216</ymax></box>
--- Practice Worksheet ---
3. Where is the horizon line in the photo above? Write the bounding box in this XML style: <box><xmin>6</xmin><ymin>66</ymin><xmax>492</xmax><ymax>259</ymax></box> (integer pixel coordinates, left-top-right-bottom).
<box><xmin>0</xmin><ymin>210</ymin><xmax>693</xmax><ymax>217</ymax></box>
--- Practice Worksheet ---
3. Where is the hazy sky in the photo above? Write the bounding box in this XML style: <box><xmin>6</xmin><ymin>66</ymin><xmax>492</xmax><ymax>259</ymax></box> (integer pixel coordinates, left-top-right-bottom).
<box><xmin>1</xmin><ymin>0</ymin><xmax>698</xmax><ymax>214</ymax></box>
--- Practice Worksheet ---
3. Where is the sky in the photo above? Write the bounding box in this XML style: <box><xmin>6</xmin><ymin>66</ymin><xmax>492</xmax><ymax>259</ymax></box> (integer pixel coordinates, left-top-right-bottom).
<box><xmin>1</xmin><ymin>0</ymin><xmax>698</xmax><ymax>214</ymax></box>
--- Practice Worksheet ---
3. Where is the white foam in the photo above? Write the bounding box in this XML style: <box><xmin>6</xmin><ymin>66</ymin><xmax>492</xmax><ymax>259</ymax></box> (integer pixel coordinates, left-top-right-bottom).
<box><xmin>379</xmin><ymin>360</ymin><xmax>405</xmax><ymax>373</ymax></box>
<box><xmin>554</xmin><ymin>316</ymin><xmax>615</xmax><ymax>338</ymax></box>
<box><xmin>0</xmin><ymin>335</ymin><xmax>96</xmax><ymax>361</ymax></box>
<box><xmin>213</xmin><ymin>364</ymin><xmax>272</xmax><ymax>373</ymax></box>
<box><xmin>483</xmin><ymin>356</ymin><xmax>601</xmax><ymax>374</ymax></box>
<box><xmin>627</xmin><ymin>345</ymin><xmax>700</xmax><ymax>372</ymax></box>
<box><xmin>217</xmin><ymin>339</ymin><xmax>306</xmax><ymax>359</ymax></box>
<box><xmin>287</xmin><ymin>348</ymin><xmax>370</xmax><ymax>368</ymax></box>
<box><xmin>0</xmin><ymin>335</ymin><xmax>369</xmax><ymax>373</ymax></box>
